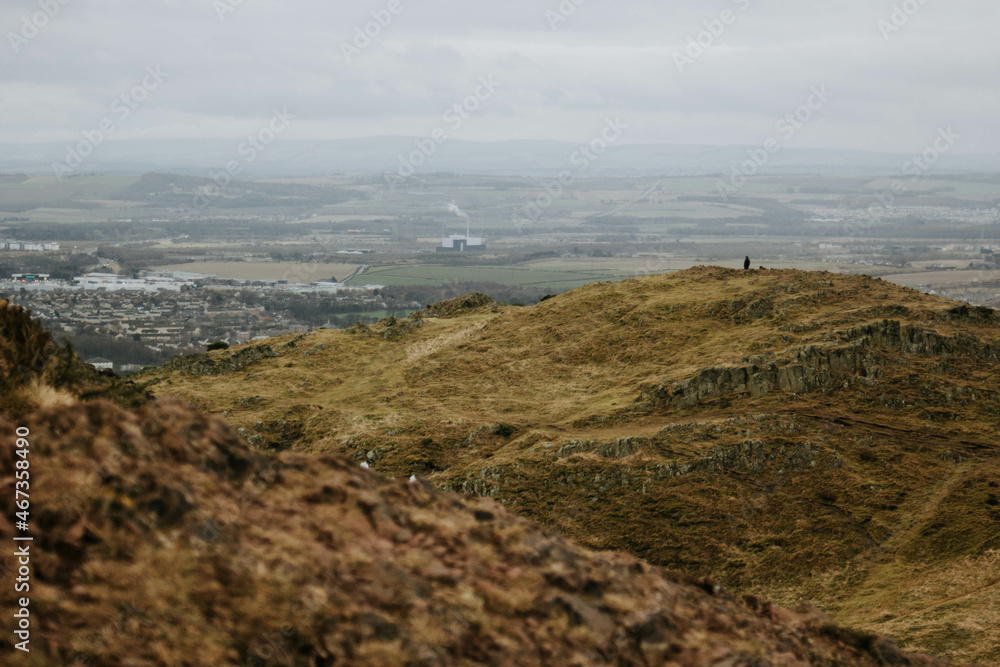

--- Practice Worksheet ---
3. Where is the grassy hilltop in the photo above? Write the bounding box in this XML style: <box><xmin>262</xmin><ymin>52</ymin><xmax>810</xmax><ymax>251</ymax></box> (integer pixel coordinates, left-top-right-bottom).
<box><xmin>0</xmin><ymin>296</ymin><xmax>969</xmax><ymax>665</ymax></box>
<box><xmin>143</xmin><ymin>266</ymin><xmax>1000</xmax><ymax>663</ymax></box>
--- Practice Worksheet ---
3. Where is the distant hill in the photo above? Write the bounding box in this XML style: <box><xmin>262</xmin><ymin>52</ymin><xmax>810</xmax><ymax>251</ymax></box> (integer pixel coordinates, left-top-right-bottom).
<box><xmin>3</xmin><ymin>137</ymin><xmax>1000</xmax><ymax>177</ymax></box>
<box><xmin>0</xmin><ymin>297</ymin><xmax>964</xmax><ymax>665</ymax></box>
<box><xmin>143</xmin><ymin>267</ymin><xmax>1000</xmax><ymax>663</ymax></box>
<box><xmin>116</xmin><ymin>172</ymin><xmax>354</xmax><ymax>209</ymax></box>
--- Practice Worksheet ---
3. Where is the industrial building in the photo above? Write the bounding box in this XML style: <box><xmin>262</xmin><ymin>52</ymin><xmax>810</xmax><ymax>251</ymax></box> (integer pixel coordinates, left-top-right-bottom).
<box><xmin>11</xmin><ymin>274</ymin><xmax>51</xmax><ymax>283</ymax></box>
<box><xmin>73</xmin><ymin>273</ymin><xmax>195</xmax><ymax>292</ymax></box>
<box><xmin>438</xmin><ymin>234</ymin><xmax>486</xmax><ymax>252</ymax></box>
<box><xmin>1</xmin><ymin>240</ymin><xmax>60</xmax><ymax>251</ymax></box>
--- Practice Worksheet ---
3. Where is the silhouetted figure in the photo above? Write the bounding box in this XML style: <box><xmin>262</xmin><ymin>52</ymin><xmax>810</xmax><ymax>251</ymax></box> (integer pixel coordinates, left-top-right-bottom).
<box><xmin>744</xmin><ymin>256</ymin><xmax>751</xmax><ymax>270</ymax></box>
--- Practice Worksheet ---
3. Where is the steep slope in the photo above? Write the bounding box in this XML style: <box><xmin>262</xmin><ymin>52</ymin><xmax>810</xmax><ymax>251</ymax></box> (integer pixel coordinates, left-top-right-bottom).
<box><xmin>143</xmin><ymin>267</ymin><xmax>1000</xmax><ymax>663</ymax></box>
<box><xmin>0</xmin><ymin>305</ymin><xmax>962</xmax><ymax>665</ymax></box>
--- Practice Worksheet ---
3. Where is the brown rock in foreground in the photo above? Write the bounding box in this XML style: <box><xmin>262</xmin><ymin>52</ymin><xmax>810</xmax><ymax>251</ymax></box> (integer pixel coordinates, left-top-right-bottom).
<box><xmin>0</xmin><ymin>399</ymin><xmax>963</xmax><ymax>666</ymax></box>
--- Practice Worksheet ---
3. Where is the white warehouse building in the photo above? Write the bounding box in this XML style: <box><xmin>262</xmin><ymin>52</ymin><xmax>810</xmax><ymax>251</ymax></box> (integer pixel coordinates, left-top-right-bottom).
<box><xmin>438</xmin><ymin>234</ymin><xmax>486</xmax><ymax>252</ymax></box>
<box><xmin>74</xmin><ymin>273</ymin><xmax>193</xmax><ymax>292</ymax></box>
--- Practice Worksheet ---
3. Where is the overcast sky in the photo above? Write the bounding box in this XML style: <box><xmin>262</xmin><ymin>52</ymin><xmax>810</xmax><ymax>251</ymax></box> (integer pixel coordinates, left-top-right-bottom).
<box><xmin>1</xmin><ymin>0</ymin><xmax>997</xmax><ymax>154</ymax></box>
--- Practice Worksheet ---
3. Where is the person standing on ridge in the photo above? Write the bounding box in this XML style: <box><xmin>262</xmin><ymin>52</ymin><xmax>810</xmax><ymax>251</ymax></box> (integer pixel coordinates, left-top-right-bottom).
<box><xmin>744</xmin><ymin>256</ymin><xmax>751</xmax><ymax>270</ymax></box>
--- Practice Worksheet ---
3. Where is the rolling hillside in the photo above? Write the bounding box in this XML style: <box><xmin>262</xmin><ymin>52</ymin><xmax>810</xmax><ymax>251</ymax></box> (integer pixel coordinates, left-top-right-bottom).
<box><xmin>0</xmin><ymin>296</ymin><xmax>964</xmax><ymax>665</ymax></box>
<box><xmin>143</xmin><ymin>267</ymin><xmax>1000</xmax><ymax>663</ymax></box>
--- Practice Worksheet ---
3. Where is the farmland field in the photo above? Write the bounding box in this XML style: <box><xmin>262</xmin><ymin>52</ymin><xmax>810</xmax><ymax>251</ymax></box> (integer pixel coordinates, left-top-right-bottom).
<box><xmin>881</xmin><ymin>268</ymin><xmax>1000</xmax><ymax>287</ymax></box>
<box><xmin>347</xmin><ymin>264</ymin><xmax>628</xmax><ymax>290</ymax></box>
<box><xmin>151</xmin><ymin>261</ymin><xmax>362</xmax><ymax>282</ymax></box>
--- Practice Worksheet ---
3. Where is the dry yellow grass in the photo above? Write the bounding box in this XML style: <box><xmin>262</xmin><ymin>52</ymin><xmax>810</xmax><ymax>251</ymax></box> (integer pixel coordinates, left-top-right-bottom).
<box><xmin>145</xmin><ymin>266</ymin><xmax>1000</xmax><ymax>663</ymax></box>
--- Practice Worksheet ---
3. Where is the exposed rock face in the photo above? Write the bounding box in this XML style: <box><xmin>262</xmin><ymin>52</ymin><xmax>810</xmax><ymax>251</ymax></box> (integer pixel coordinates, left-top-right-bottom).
<box><xmin>349</xmin><ymin>315</ymin><xmax>424</xmax><ymax>340</ymax></box>
<box><xmin>422</xmin><ymin>292</ymin><xmax>499</xmax><ymax>318</ymax></box>
<box><xmin>654</xmin><ymin>439</ymin><xmax>844</xmax><ymax>479</ymax></box>
<box><xmin>554</xmin><ymin>437</ymin><xmax>648</xmax><ymax>459</ymax></box>
<box><xmin>0</xmin><ymin>399</ymin><xmax>961</xmax><ymax>666</ymax></box>
<box><xmin>159</xmin><ymin>344</ymin><xmax>278</xmax><ymax>377</ymax></box>
<box><xmin>639</xmin><ymin>319</ymin><xmax>1000</xmax><ymax>411</ymax></box>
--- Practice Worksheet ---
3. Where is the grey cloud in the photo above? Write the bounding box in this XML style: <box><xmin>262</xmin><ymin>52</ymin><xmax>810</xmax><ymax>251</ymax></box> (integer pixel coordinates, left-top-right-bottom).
<box><xmin>0</xmin><ymin>0</ymin><xmax>997</xmax><ymax>154</ymax></box>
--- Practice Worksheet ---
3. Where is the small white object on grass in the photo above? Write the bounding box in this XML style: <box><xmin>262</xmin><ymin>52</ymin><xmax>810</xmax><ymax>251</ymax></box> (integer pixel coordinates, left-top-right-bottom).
<box><xmin>409</xmin><ymin>475</ymin><xmax>417</xmax><ymax>483</ymax></box>
<box><xmin>360</xmin><ymin>462</ymin><xmax>370</xmax><ymax>470</ymax></box>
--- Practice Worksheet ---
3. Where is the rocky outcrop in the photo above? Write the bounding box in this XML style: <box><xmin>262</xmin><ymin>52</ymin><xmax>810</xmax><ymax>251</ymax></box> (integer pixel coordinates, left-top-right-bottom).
<box><xmin>239</xmin><ymin>416</ymin><xmax>306</xmax><ymax>451</ymax></box>
<box><xmin>159</xmin><ymin>344</ymin><xmax>278</xmax><ymax>376</ymax></box>
<box><xmin>842</xmin><ymin>319</ymin><xmax>998</xmax><ymax>359</ymax></box>
<box><xmin>553</xmin><ymin>437</ymin><xmax>649</xmax><ymax>459</ymax></box>
<box><xmin>348</xmin><ymin>315</ymin><xmax>424</xmax><ymax>340</ymax></box>
<box><xmin>940</xmin><ymin>303</ymin><xmax>997</xmax><ymax>324</ymax></box>
<box><xmin>654</xmin><ymin>439</ymin><xmax>844</xmax><ymax>479</ymax></box>
<box><xmin>639</xmin><ymin>319</ymin><xmax>999</xmax><ymax>412</ymax></box>
<box><xmin>451</xmin><ymin>463</ymin><xmax>525</xmax><ymax>499</ymax></box>
<box><xmin>422</xmin><ymin>292</ymin><xmax>499</xmax><ymax>318</ymax></box>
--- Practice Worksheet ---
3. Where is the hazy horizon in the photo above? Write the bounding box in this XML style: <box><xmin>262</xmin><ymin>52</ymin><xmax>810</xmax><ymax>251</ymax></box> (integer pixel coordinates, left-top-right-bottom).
<box><xmin>4</xmin><ymin>135</ymin><xmax>1000</xmax><ymax>180</ymax></box>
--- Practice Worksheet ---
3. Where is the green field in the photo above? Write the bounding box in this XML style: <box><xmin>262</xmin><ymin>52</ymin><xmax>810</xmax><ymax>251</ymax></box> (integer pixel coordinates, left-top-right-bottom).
<box><xmin>150</xmin><ymin>261</ymin><xmax>362</xmax><ymax>282</ymax></box>
<box><xmin>347</xmin><ymin>264</ymin><xmax>628</xmax><ymax>290</ymax></box>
